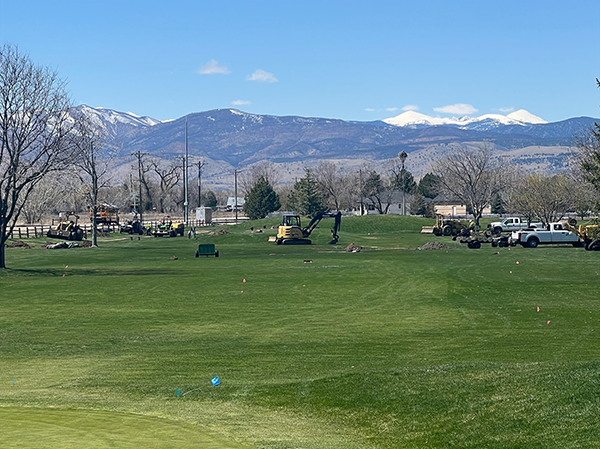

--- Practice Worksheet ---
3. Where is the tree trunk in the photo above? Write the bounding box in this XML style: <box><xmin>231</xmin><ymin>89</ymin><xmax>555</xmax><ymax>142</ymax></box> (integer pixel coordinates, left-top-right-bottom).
<box><xmin>0</xmin><ymin>240</ymin><xmax>6</xmax><ymax>269</ymax></box>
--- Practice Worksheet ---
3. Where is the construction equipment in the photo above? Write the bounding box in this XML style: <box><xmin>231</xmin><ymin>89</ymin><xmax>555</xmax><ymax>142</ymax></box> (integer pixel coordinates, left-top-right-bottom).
<box><xmin>431</xmin><ymin>213</ymin><xmax>469</xmax><ymax>237</ymax></box>
<box><xmin>119</xmin><ymin>213</ymin><xmax>145</xmax><ymax>235</ymax></box>
<box><xmin>47</xmin><ymin>213</ymin><xmax>85</xmax><ymax>241</ymax></box>
<box><xmin>151</xmin><ymin>216</ymin><xmax>185</xmax><ymax>237</ymax></box>
<box><xmin>90</xmin><ymin>203</ymin><xmax>119</xmax><ymax>224</ymax></box>
<box><xmin>562</xmin><ymin>219</ymin><xmax>600</xmax><ymax>251</ymax></box>
<box><xmin>172</xmin><ymin>222</ymin><xmax>185</xmax><ymax>236</ymax></box>
<box><xmin>273</xmin><ymin>211</ymin><xmax>341</xmax><ymax>245</ymax></box>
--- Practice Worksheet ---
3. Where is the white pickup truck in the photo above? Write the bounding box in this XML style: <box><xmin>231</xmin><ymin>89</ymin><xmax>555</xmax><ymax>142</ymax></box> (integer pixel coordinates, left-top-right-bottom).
<box><xmin>488</xmin><ymin>217</ymin><xmax>544</xmax><ymax>234</ymax></box>
<box><xmin>509</xmin><ymin>222</ymin><xmax>581</xmax><ymax>248</ymax></box>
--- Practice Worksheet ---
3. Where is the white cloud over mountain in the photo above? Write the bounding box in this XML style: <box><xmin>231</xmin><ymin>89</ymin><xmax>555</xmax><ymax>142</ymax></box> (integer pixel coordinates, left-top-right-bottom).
<box><xmin>198</xmin><ymin>59</ymin><xmax>230</xmax><ymax>75</ymax></box>
<box><xmin>402</xmin><ymin>105</ymin><xmax>419</xmax><ymax>112</ymax></box>
<box><xmin>232</xmin><ymin>100</ymin><xmax>251</xmax><ymax>105</ymax></box>
<box><xmin>434</xmin><ymin>103</ymin><xmax>479</xmax><ymax>115</ymax></box>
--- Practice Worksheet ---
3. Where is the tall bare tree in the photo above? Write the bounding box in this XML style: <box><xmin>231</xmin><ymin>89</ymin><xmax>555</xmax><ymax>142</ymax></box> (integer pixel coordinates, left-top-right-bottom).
<box><xmin>313</xmin><ymin>161</ymin><xmax>346</xmax><ymax>211</ymax></box>
<box><xmin>150</xmin><ymin>158</ymin><xmax>182</xmax><ymax>213</ymax></box>
<box><xmin>0</xmin><ymin>44</ymin><xmax>78</xmax><ymax>268</ymax></box>
<box><xmin>432</xmin><ymin>145</ymin><xmax>505</xmax><ymax>226</ymax></box>
<box><xmin>71</xmin><ymin>114</ymin><xmax>117</xmax><ymax>247</ymax></box>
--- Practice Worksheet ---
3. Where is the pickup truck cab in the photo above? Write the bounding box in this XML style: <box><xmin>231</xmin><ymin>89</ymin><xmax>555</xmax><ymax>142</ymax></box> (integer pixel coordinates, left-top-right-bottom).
<box><xmin>510</xmin><ymin>222</ymin><xmax>581</xmax><ymax>248</ymax></box>
<box><xmin>488</xmin><ymin>217</ymin><xmax>543</xmax><ymax>234</ymax></box>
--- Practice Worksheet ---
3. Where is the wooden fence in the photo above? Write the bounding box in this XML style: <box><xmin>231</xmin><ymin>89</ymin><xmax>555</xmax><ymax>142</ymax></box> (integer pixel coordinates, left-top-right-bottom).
<box><xmin>8</xmin><ymin>218</ymin><xmax>248</xmax><ymax>239</ymax></box>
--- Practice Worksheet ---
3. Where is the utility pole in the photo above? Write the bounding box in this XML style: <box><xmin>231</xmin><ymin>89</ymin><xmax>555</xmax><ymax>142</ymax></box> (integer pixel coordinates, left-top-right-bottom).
<box><xmin>359</xmin><ymin>169</ymin><xmax>364</xmax><ymax>215</ymax></box>
<box><xmin>196</xmin><ymin>160</ymin><xmax>205</xmax><ymax>207</ymax></box>
<box><xmin>398</xmin><ymin>151</ymin><xmax>408</xmax><ymax>215</ymax></box>
<box><xmin>234</xmin><ymin>169</ymin><xmax>238</xmax><ymax>223</ymax></box>
<box><xmin>184</xmin><ymin>120</ymin><xmax>189</xmax><ymax>224</ymax></box>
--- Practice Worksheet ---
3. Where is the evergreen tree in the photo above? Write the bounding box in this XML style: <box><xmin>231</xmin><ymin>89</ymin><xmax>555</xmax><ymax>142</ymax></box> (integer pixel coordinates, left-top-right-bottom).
<box><xmin>417</xmin><ymin>173</ymin><xmax>442</xmax><ymax>199</ymax></box>
<box><xmin>490</xmin><ymin>192</ymin><xmax>506</xmax><ymax>214</ymax></box>
<box><xmin>578</xmin><ymin>78</ymin><xmax>600</xmax><ymax>193</ymax></box>
<box><xmin>201</xmin><ymin>190</ymin><xmax>218</xmax><ymax>209</ymax></box>
<box><xmin>288</xmin><ymin>169</ymin><xmax>326</xmax><ymax>216</ymax></box>
<box><xmin>392</xmin><ymin>168</ymin><xmax>417</xmax><ymax>194</ymax></box>
<box><xmin>243</xmin><ymin>176</ymin><xmax>280</xmax><ymax>220</ymax></box>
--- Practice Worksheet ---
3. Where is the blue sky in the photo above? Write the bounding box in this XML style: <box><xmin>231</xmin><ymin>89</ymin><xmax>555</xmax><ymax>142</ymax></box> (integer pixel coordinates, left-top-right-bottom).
<box><xmin>1</xmin><ymin>0</ymin><xmax>599</xmax><ymax>122</ymax></box>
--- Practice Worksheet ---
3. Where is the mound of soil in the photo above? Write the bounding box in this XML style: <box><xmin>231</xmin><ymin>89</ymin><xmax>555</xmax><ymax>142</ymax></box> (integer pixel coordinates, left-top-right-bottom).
<box><xmin>345</xmin><ymin>243</ymin><xmax>363</xmax><ymax>252</ymax></box>
<box><xmin>210</xmin><ymin>229</ymin><xmax>230</xmax><ymax>236</ymax></box>
<box><xmin>417</xmin><ymin>241</ymin><xmax>450</xmax><ymax>250</ymax></box>
<box><xmin>5</xmin><ymin>240</ymin><xmax>31</xmax><ymax>248</ymax></box>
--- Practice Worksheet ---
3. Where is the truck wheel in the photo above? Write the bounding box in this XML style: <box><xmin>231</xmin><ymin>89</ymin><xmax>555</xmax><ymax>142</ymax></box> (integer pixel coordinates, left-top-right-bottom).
<box><xmin>442</xmin><ymin>225</ymin><xmax>453</xmax><ymax>236</ymax></box>
<box><xmin>527</xmin><ymin>237</ymin><xmax>539</xmax><ymax>248</ymax></box>
<box><xmin>493</xmin><ymin>226</ymin><xmax>502</xmax><ymax>235</ymax></box>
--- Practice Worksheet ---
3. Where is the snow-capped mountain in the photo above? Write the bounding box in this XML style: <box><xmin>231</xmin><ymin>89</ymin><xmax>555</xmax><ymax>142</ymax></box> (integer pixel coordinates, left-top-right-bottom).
<box><xmin>71</xmin><ymin>105</ymin><xmax>162</xmax><ymax>141</ymax></box>
<box><xmin>383</xmin><ymin>109</ymin><xmax>547</xmax><ymax>130</ymax></box>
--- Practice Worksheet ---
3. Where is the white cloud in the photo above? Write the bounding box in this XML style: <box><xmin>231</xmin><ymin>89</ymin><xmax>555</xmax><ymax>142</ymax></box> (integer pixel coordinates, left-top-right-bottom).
<box><xmin>401</xmin><ymin>104</ymin><xmax>419</xmax><ymax>112</ymax></box>
<box><xmin>498</xmin><ymin>107</ymin><xmax>515</xmax><ymax>113</ymax></box>
<box><xmin>386</xmin><ymin>107</ymin><xmax>398</xmax><ymax>112</ymax></box>
<box><xmin>246</xmin><ymin>69</ymin><xmax>278</xmax><ymax>83</ymax></box>
<box><xmin>434</xmin><ymin>103</ymin><xmax>478</xmax><ymax>115</ymax></box>
<box><xmin>232</xmin><ymin>100</ymin><xmax>251</xmax><ymax>105</ymax></box>
<box><xmin>365</xmin><ymin>108</ymin><xmax>375</xmax><ymax>112</ymax></box>
<box><xmin>198</xmin><ymin>59</ymin><xmax>230</xmax><ymax>75</ymax></box>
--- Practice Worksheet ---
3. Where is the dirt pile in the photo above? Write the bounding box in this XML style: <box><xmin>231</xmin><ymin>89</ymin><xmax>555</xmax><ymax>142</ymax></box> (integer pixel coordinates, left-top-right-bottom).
<box><xmin>5</xmin><ymin>240</ymin><xmax>31</xmax><ymax>248</ymax></box>
<box><xmin>417</xmin><ymin>241</ymin><xmax>449</xmax><ymax>250</ymax></box>
<box><xmin>345</xmin><ymin>243</ymin><xmax>363</xmax><ymax>252</ymax></box>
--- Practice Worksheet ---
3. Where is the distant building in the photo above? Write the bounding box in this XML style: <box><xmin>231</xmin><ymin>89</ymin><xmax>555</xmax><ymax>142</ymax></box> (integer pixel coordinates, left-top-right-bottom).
<box><xmin>226</xmin><ymin>197</ymin><xmax>245</xmax><ymax>211</ymax></box>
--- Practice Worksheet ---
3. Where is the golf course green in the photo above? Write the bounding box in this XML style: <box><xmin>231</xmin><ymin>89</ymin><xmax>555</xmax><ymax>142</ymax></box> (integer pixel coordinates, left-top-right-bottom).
<box><xmin>1</xmin><ymin>215</ymin><xmax>599</xmax><ymax>448</ymax></box>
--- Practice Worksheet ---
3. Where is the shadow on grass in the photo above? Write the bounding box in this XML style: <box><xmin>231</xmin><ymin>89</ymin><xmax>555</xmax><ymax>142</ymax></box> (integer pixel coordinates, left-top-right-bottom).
<box><xmin>3</xmin><ymin>267</ymin><xmax>184</xmax><ymax>277</ymax></box>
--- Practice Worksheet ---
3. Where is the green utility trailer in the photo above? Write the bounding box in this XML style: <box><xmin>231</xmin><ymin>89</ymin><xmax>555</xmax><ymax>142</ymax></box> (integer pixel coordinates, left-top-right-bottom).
<box><xmin>195</xmin><ymin>244</ymin><xmax>219</xmax><ymax>257</ymax></box>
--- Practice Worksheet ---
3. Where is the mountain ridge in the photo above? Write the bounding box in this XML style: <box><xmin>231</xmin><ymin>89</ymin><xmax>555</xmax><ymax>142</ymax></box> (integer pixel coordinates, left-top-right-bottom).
<box><xmin>75</xmin><ymin>106</ymin><xmax>598</xmax><ymax>188</ymax></box>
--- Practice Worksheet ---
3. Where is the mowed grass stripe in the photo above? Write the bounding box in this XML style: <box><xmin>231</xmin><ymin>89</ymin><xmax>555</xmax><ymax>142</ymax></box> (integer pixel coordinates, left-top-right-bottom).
<box><xmin>1</xmin><ymin>215</ymin><xmax>600</xmax><ymax>448</ymax></box>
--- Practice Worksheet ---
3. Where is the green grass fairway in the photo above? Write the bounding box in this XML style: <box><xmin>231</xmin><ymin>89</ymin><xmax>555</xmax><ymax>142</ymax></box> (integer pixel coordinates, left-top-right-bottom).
<box><xmin>1</xmin><ymin>215</ymin><xmax>600</xmax><ymax>448</ymax></box>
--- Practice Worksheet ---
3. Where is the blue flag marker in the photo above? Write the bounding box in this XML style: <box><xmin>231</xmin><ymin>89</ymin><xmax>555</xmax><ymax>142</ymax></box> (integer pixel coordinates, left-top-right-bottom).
<box><xmin>176</xmin><ymin>389</ymin><xmax>180</xmax><ymax>397</ymax></box>
<box><xmin>211</xmin><ymin>376</ymin><xmax>220</xmax><ymax>386</ymax></box>
<box><xmin>12</xmin><ymin>379</ymin><xmax>16</xmax><ymax>385</ymax></box>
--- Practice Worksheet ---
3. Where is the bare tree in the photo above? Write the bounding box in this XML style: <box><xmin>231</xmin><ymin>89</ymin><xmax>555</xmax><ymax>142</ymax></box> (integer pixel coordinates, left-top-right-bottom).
<box><xmin>20</xmin><ymin>172</ymin><xmax>66</xmax><ymax>223</ymax></box>
<box><xmin>508</xmin><ymin>173</ymin><xmax>583</xmax><ymax>224</ymax></box>
<box><xmin>150</xmin><ymin>158</ymin><xmax>182</xmax><ymax>213</ymax></box>
<box><xmin>432</xmin><ymin>145</ymin><xmax>505</xmax><ymax>226</ymax></box>
<box><xmin>239</xmin><ymin>162</ymin><xmax>280</xmax><ymax>195</ymax></box>
<box><xmin>0</xmin><ymin>44</ymin><xmax>78</xmax><ymax>268</ymax></box>
<box><xmin>71</xmin><ymin>114</ymin><xmax>116</xmax><ymax>247</ymax></box>
<box><xmin>313</xmin><ymin>161</ymin><xmax>346</xmax><ymax>211</ymax></box>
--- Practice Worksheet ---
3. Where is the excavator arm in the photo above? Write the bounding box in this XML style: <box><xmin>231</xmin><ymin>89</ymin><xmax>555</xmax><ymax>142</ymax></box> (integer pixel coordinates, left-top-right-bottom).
<box><xmin>302</xmin><ymin>211</ymin><xmax>342</xmax><ymax>244</ymax></box>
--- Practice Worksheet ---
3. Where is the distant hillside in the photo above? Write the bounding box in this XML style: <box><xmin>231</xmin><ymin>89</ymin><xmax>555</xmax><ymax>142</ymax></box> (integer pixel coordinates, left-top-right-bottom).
<box><xmin>76</xmin><ymin>106</ymin><xmax>598</xmax><ymax>188</ymax></box>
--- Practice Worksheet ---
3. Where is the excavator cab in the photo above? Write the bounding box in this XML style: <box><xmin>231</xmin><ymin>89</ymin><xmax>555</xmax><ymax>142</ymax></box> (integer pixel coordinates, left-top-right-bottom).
<box><xmin>280</xmin><ymin>215</ymin><xmax>301</xmax><ymax>227</ymax></box>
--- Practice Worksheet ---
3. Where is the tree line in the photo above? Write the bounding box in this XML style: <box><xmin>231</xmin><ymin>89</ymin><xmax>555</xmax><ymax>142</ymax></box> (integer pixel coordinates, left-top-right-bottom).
<box><xmin>1</xmin><ymin>44</ymin><xmax>599</xmax><ymax>268</ymax></box>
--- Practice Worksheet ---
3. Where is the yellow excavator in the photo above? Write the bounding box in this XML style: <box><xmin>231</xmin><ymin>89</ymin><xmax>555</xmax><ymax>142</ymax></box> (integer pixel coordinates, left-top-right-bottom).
<box><xmin>273</xmin><ymin>211</ymin><xmax>341</xmax><ymax>245</ymax></box>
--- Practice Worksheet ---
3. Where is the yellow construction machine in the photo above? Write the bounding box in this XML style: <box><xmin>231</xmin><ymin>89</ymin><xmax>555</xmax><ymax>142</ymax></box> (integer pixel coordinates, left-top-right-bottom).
<box><xmin>47</xmin><ymin>212</ymin><xmax>84</xmax><ymax>241</ymax></box>
<box><xmin>424</xmin><ymin>213</ymin><xmax>469</xmax><ymax>236</ymax></box>
<box><xmin>272</xmin><ymin>211</ymin><xmax>341</xmax><ymax>245</ymax></box>
<box><xmin>562</xmin><ymin>219</ymin><xmax>600</xmax><ymax>251</ymax></box>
